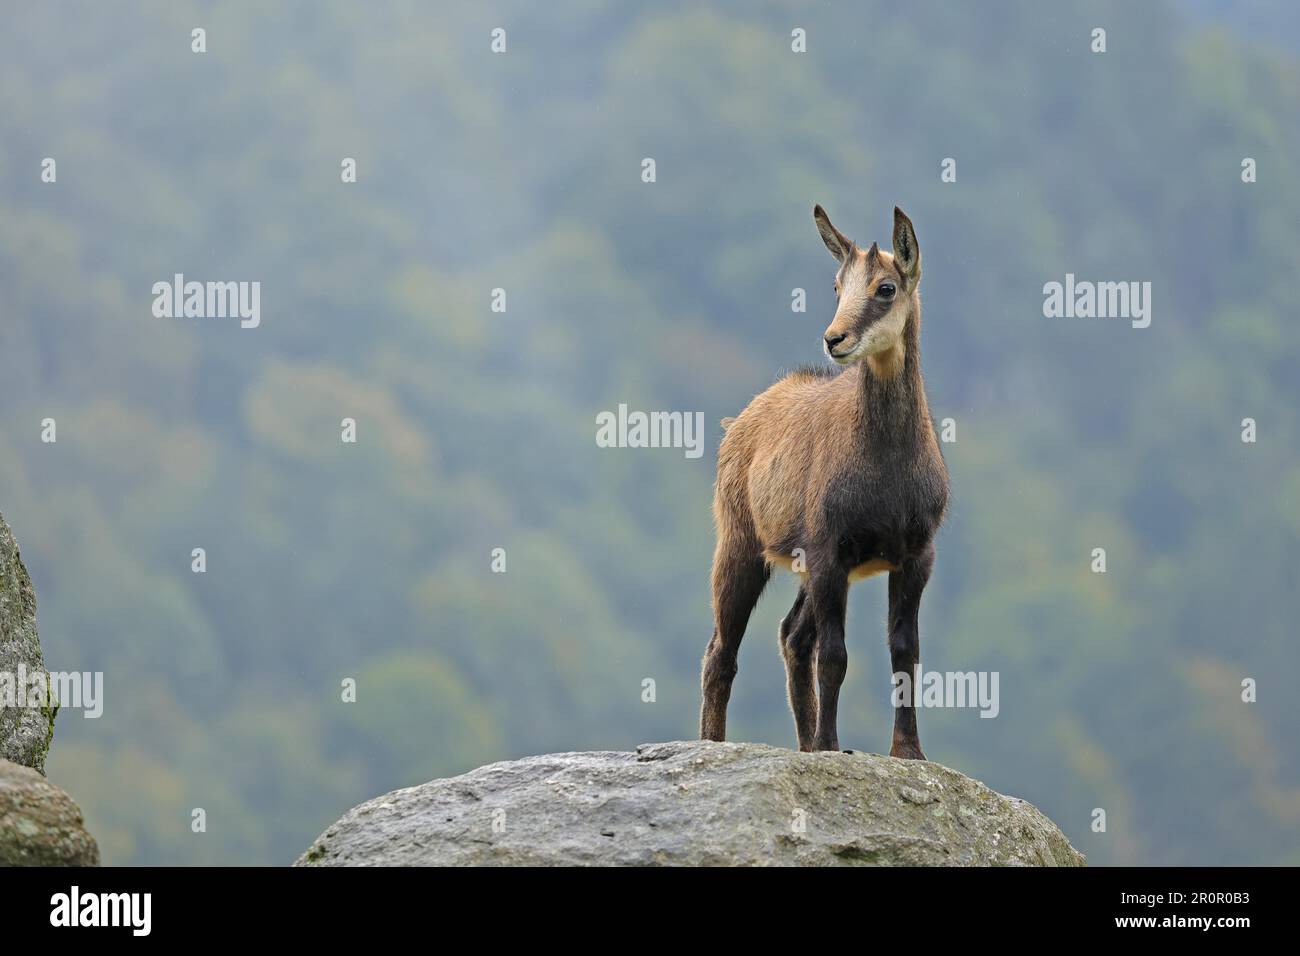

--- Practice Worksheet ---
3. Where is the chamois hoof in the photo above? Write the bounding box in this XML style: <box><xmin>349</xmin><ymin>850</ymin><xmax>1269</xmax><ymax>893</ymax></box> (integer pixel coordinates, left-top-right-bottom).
<box><xmin>890</xmin><ymin>744</ymin><xmax>927</xmax><ymax>761</ymax></box>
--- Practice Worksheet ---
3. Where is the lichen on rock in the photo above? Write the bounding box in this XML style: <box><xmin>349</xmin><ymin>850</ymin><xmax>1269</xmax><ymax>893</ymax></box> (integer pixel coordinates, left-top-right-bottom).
<box><xmin>0</xmin><ymin>512</ymin><xmax>55</xmax><ymax>774</ymax></box>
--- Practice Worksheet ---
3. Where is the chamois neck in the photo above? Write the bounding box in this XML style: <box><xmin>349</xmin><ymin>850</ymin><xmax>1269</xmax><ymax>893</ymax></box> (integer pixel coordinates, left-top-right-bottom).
<box><xmin>858</xmin><ymin>303</ymin><xmax>929</xmax><ymax>444</ymax></box>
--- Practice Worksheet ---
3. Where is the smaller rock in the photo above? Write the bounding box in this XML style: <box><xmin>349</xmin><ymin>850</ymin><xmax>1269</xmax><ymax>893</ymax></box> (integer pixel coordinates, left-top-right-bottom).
<box><xmin>0</xmin><ymin>759</ymin><xmax>99</xmax><ymax>866</ymax></box>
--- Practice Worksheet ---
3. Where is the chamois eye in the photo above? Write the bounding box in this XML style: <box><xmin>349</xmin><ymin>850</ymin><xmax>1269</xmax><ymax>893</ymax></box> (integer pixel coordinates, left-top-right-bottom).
<box><xmin>876</xmin><ymin>282</ymin><xmax>896</xmax><ymax>299</ymax></box>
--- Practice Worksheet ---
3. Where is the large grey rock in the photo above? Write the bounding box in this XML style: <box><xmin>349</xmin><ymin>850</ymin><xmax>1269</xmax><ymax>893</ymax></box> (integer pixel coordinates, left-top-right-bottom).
<box><xmin>0</xmin><ymin>758</ymin><xmax>99</xmax><ymax>866</ymax></box>
<box><xmin>297</xmin><ymin>740</ymin><xmax>1084</xmax><ymax>867</ymax></box>
<box><xmin>0</xmin><ymin>513</ymin><xmax>55</xmax><ymax>774</ymax></box>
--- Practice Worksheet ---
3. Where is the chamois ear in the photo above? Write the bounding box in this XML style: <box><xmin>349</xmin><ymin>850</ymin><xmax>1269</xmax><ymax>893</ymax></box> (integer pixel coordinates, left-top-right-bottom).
<box><xmin>892</xmin><ymin>206</ymin><xmax>920</xmax><ymax>282</ymax></box>
<box><xmin>813</xmin><ymin>204</ymin><xmax>853</xmax><ymax>263</ymax></box>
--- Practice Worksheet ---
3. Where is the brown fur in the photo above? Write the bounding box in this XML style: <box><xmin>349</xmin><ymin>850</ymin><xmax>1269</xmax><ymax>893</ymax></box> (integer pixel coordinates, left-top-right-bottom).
<box><xmin>700</xmin><ymin>206</ymin><xmax>949</xmax><ymax>756</ymax></box>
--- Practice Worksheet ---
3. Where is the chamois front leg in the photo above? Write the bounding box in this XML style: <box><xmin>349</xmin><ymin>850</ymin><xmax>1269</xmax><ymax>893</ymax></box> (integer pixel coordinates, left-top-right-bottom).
<box><xmin>778</xmin><ymin>585</ymin><xmax>818</xmax><ymax>751</ymax></box>
<box><xmin>809</xmin><ymin>569</ymin><xmax>850</xmax><ymax>751</ymax></box>
<box><xmin>887</xmin><ymin>545</ymin><xmax>934</xmax><ymax>760</ymax></box>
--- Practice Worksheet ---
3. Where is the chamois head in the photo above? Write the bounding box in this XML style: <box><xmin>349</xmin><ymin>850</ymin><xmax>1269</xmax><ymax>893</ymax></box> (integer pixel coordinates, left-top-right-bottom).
<box><xmin>812</xmin><ymin>205</ymin><xmax>921</xmax><ymax>368</ymax></box>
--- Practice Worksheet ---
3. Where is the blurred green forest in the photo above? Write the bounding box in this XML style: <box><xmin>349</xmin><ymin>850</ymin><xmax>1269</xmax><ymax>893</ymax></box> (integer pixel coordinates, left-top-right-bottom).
<box><xmin>1</xmin><ymin>1</ymin><xmax>1297</xmax><ymax>865</ymax></box>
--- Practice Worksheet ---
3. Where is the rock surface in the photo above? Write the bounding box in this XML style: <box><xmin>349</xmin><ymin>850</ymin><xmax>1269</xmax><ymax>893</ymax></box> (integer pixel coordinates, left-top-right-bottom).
<box><xmin>297</xmin><ymin>740</ymin><xmax>1085</xmax><ymax>866</ymax></box>
<box><xmin>0</xmin><ymin>512</ymin><xmax>55</xmax><ymax>774</ymax></box>
<box><xmin>0</xmin><ymin>758</ymin><xmax>100</xmax><ymax>866</ymax></box>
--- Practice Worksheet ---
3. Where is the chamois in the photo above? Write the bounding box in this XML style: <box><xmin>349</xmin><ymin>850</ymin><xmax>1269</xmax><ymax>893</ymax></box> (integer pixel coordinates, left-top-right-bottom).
<box><xmin>700</xmin><ymin>205</ymin><xmax>949</xmax><ymax>757</ymax></box>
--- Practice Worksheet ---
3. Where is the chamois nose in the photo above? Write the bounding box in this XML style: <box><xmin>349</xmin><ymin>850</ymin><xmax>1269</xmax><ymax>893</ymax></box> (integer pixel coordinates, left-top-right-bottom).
<box><xmin>824</xmin><ymin>332</ymin><xmax>848</xmax><ymax>352</ymax></box>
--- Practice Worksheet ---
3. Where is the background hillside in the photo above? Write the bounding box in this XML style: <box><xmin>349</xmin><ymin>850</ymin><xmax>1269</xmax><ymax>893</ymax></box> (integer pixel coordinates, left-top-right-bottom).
<box><xmin>1</xmin><ymin>0</ymin><xmax>1297</xmax><ymax>864</ymax></box>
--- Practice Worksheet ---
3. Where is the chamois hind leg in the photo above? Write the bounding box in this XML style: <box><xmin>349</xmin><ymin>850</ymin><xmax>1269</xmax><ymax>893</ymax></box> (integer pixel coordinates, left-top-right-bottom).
<box><xmin>887</xmin><ymin>544</ymin><xmax>934</xmax><ymax>760</ymax></box>
<box><xmin>778</xmin><ymin>584</ymin><xmax>818</xmax><ymax>751</ymax></box>
<box><xmin>810</xmin><ymin>569</ymin><xmax>850</xmax><ymax>751</ymax></box>
<box><xmin>700</xmin><ymin>538</ymin><xmax>769</xmax><ymax>742</ymax></box>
